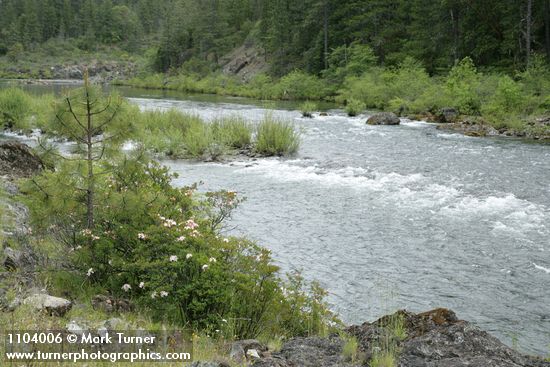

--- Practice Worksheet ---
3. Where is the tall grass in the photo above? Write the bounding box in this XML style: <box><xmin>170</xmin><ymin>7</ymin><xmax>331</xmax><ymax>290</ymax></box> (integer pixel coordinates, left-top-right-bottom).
<box><xmin>255</xmin><ymin>114</ymin><xmax>300</xmax><ymax>156</ymax></box>
<box><xmin>300</xmin><ymin>101</ymin><xmax>317</xmax><ymax>118</ymax></box>
<box><xmin>210</xmin><ymin>115</ymin><xmax>252</xmax><ymax>149</ymax></box>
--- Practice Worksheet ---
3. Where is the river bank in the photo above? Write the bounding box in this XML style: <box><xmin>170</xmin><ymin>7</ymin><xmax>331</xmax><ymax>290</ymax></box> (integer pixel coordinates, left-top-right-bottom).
<box><xmin>1</xmin><ymin>140</ymin><xmax>549</xmax><ymax>366</ymax></box>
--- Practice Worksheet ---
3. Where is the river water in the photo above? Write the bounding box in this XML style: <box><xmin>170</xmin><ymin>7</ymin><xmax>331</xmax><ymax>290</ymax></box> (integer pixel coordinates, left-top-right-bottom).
<box><xmin>2</xmin><ymin>82</ymin><xmax>550</xmax><ymax>355</ymax></box>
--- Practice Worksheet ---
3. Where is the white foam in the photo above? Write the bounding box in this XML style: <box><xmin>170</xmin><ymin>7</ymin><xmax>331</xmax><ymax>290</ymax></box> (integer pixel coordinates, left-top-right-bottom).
<box><xmin>533</xmin><ymin>263</ymin><xmax>550</xmax><ymax>274</ymax></box>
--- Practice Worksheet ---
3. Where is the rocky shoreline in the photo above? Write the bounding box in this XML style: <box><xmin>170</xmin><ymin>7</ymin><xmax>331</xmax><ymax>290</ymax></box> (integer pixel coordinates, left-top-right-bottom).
<box><xmin>410</xmin><ymin>108</ymin><xmax>550</xmax><ymax>141</ymax></box>
<box><xmin>1</xmin><ymin>60</ymin><xmax>137</xmax><ymax>84</ymax></box>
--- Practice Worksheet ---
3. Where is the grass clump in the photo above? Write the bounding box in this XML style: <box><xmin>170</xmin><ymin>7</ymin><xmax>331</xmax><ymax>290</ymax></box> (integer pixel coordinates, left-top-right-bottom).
<box><xmin>344</xmin><ymin>98</ymin><xmax>366</xmax><ymax>117</ymax></box>
<box><xmin>299</xmin><ymin>101</ymin><xmax>317</xmax><ymax>118</ymax></box>
<box><xmin>211</xmin><ymin>115</ymin><xmax>252</xmax><ymax>149</ymax></box>
<box><xmin>341</xmin><ymin>334</ymin><xmax>362</xmax><ymax>363</ymax></box>
<box><xmin>255</xmin><ymin>114</ymin><xmax>300</xmax><ymax>156</ymax></box>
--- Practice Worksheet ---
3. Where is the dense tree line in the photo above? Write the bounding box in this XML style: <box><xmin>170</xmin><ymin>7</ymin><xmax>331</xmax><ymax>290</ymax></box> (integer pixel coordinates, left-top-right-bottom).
<box><xmin>1</xmin><ymin>0</ymin><xmax>549</xmax><ymax>74</ymax></box>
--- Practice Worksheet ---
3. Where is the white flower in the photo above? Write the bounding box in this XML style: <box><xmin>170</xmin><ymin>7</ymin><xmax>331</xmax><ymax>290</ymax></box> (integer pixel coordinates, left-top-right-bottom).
<box><xmin>160</xmin><ymin>291</ymin><xmax>169</xmax><ymax>297</ymax></box>
<box><xmin>169</xmin><ymin>255</ymin><xmax>178</xmax><ymax>262</ymax></box>
<box><xmin>138</xmin><ymin>233</ymin><xmax>147</xmax><ymax>240</ymax></box>
<box><xmin>209</xmin><ymin>257</ymin><xmax>217</xmax><ymax>263</ymax></box>
<box><xmin>176</xmin><ymin>235</ymin><xmax>186</xmax><ymax>242</ymax></box>
<box><xmin>202</xmin><ymin>264</ymin><xmax>209</xmax><ymax>271</ymax></box>
<box><xmin>86</xmin><ymin>268</ymin><xmax>94</xmax><ymax>277</ymax></box>
<box><xmin>190</xmin><ymin>230</ymin><xmax>200</xmax><ymax>238</ymax></box>
<box><xmin>139</xmin><ymin>282</ymin><xmax>145</xmax><ymax>289</ymax></box>
<box><xmin>108</xmin><ymin>260</ymin><xmax>113</xmax><ymax>266</ymax></box>
<box><xmin>163</xmin><ymin>218</ymin><xmax>177</xmax><ymax>228</ymax></box>
<box><xmin>91</xmin><ymin>235</ymin><xmax>100</xmax><ymax>241</ymax></box>
<box><xmin>186</xmin><ymin>253</ymin><xmax>193</xmax><ymax>259</ymax></box>
<box><xmin>122</xmin><ymin>284</ymin><xmax>131</xmax><ymax>292</ymax></box>
<box><xmin>223</xmin><ymin>238</ymin><xmax>229</xmax><ymax>243</ymax></box>
<box><xmin>151</xmin><ymin>291</ymin><xmax>157</xmax><ymax>299</ymax></box>
<box><xmin>184</xmin><ymin>219</ymin><xmax>199</xmax><ymax>230</ymax></box>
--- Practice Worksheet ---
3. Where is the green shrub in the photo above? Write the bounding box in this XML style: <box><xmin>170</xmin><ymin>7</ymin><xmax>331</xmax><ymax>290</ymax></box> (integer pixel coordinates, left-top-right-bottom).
<box><xmin>299</xmin><ymin>101</ymin><xmax>317</xmax><ymax>117</ymax></box>
<box><xmin>445</xmin><ymin>57</ymin><xmax>481</xmax><ymax>114</ymax></box>
<box><xmin>255</xmin><ymin>114</ymin><xmax>300</xmax><ymax>156</ymax></box>
<box><xmin>0</xmin><ymin>88</ymin><xmax>33</xmax><ymax>130</ymax></box>
<box><xmin>22</xmin><ymin>157</ymin><xmax>336</xmax><ymax>338</ymax></box>
<box><xmin>345</xmin><ymin>98</ymin><xmax>366</xmax><ymax>116</ymax></box>
<box><xmin>273</xmin><ymin>70</ymin><xmax>327</xmax><ymax>100</ymax></box>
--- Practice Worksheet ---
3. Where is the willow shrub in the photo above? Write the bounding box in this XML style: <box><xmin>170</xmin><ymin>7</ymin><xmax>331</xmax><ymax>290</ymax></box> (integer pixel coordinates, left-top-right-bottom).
<box><xmin>23</xmin><ymin>156</ymin><xmax>336</xmax><ymax>337</ymax></box>
<box><xmin>255</xmin><ymin>114</ymin><xmax>300</xmax><ymax>156</ymax></box>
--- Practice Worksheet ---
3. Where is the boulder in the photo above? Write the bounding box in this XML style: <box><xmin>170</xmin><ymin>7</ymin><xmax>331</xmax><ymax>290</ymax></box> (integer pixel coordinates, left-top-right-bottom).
<box><xmin>3</xmin><ymin>247</ymin><xmax>36</xmax><ymax>271</ymax></box>
<box><xmin>437</xmin><ymin>107</ymin><xmax>459</xmax><ymax>123</ymax></box>
<box><xmin>23</xmin><ymin>294</ymin><xmax>72</xmax><ymax>316</ymax></box>
<box><xmin>366</xmin><ymin>112</ymin><xmax>400</xmax><ymax>125</ymax></box>
<box><xmin>274</xmin><ymin>336</ymin><xmax>355</xmax><ymax>367</ymax></box>
<box><xmin>347</xmin><ymin>309</ymin><xmax>550</xmax><ymax>367</ymax></box>
<box><xmin>230</xmin><ymin>339</ymin><xmax>267</xmax><ymax>363</ymax></box>
<box><xmin>0</xmin><ymin>141</ymin><xmax>44</xmax><ymax>178</ymax></box>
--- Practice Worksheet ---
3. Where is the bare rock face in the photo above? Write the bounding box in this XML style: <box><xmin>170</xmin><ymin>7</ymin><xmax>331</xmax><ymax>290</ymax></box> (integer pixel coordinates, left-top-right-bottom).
<box><xmin>0</xmin><ymin>141</ymin><xmax>43</xmax><ymax>178</ymax></box>
<box><xmin>366</xmin><ymin>112</ymin><xmax>401</xmax><ymax>125</ymax></box>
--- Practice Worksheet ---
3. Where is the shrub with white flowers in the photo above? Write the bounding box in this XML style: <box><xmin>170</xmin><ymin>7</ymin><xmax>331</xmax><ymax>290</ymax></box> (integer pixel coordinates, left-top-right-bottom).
<box><xmin>23</xmin><ymin>156</ymin><xmax>337</xmax><ymax>338</ymax></box>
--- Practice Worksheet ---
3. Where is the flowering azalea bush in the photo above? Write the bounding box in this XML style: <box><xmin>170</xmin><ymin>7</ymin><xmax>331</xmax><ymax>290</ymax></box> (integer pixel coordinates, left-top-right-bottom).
<box><xmin>23</xmin><ymin>156</ymin><xmax>337</xmax><ymax>338</ymax></box>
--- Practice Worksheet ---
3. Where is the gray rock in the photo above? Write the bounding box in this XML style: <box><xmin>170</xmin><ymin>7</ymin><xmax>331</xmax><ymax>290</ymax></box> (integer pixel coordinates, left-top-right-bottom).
<box><xmin>247</xmin><ymin>349</ymin><xmax>261</xmax><ymax>360</ymax></box>
<box><xmin>0</xmin><ymin>141</ymin><xmax>44</xmax><ymax>178</ymax></box>
<box><xmin>23</xmin><ymin>294</ymin><xmax>72</xmax><ymax>316</ymax></box>
<box><xmin>277</xmin><ymin>336</ymin><xmax>355</xmax><ymax>367</ymax></box>
<box><xmin>366</xmin><ymin>112</ymin><xmax>400</xmax><ymax>125</ymax></box>
<box><xmin>66</xmin><ymin>320</ymin><xmax>88</xmax><ymax>336</ymax></box>
<box><xmin>102</xmin><ymin>317</ymin><xmax>130</xmax><ymax>331</ymax></box>
<box><xmin>190</xmin><ymin>362</ymin><xmax>230</xmax><ymax>367</ymax></box>
<box><xmin>437</xmin><ymin>107</ymin><xmax>459</xmax><ymax>123</ymax></box>
<box><xmin>347</xmin><ymin>309</ymin><xmax>550</xmax><ymax>367</ymax></box>
<box><xmin>231</xmin><ymin>339</ymin><xmax>267</xmax><ymax>362</ymax></box>
<box><xmin>3</xmin><ymin>246</ymin><xmax>37</xmax><ymax>271</ymax></box>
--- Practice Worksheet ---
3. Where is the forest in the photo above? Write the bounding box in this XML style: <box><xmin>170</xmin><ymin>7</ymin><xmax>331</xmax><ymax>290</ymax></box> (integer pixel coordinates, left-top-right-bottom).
<box><xmin>1</xmin><ymin>0</ymin><xmax>549</xmax><ymax>75</ymax></box>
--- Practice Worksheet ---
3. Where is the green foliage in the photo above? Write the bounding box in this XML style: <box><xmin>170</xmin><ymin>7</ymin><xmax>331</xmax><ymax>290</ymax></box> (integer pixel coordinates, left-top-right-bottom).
<box><xmin>182</xmin><ymin>120</ymin><xmax>214</xmax><ymax>158</ymax></box>
<box><xmin>482</xmin><ymin>76</ymin><xmax>526</xmax><ymax>123</ymax></box>
<box><xmin>446</xmin><ymin>57</ymin><xmax>481</xmax><ymax>114</ymax></box>
<box><xmin>272</xmin><ymin>71</ymin><xmax>326</xmax><ymax>100</ymax></box>
<box><xmin>0</xmin><ymin>88</ymin><xmax>33</xmax><ymax>130</ymax></box>
<box><xmin>341</xmin><ymin>335</ymin><xmax>361</xmax><ymax>363</ymax></box>
<box><xmin>22</xmin><ymin>156</ymin><xmax>336</xmax><ymax>337</ymax></box>
<box><xmin>210</xmin><ymin>116</ymin><xmax>252</xmax><ymax>149</ymax></box>
<box><xmin>255</xmin><ymin>114</ymin><xmax>300</xmax><ymax>156</ymax></box>
<box><xmin>344</xmin><ymin>98</ymin><xmax>366</xmax><ymax>117</ymax></box>
<box><xmin>300</xmin><ymin>101</ymin><xmax>317</xmax><ymax>117</ymax></box>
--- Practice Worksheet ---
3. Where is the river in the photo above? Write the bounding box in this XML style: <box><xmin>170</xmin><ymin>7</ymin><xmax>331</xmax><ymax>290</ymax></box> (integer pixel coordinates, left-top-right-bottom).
<box><xmin>2</xmin><ymin>82</ymin><xmax>550</xmax><ymax>355</ymax></box>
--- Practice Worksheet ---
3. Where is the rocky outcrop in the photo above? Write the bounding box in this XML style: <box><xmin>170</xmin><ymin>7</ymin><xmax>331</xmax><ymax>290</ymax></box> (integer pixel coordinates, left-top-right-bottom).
<box><xmin>236</xmin><ymin>309</ymin><xmax>549</xmax><ymax>367</ymax></box>
<box><xmin>0</xmin><ymin>141</ymin><xmax>43</xmax><ymax>178</ymax></box>
<box><xmin>366</xmin><ymin>112</ymin><xmax>400</xmax><ymax>125</ymax></box>
<box><xmin>23</xmin><ymin>293</ymin><xmax>72</xmax><ymax>316</ymax></box>
<box><xmin>219</xmin><ymin>43</ymin><xmax>269</xmax><ymax>82</ymax></box>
